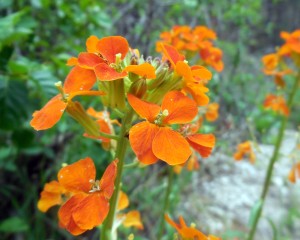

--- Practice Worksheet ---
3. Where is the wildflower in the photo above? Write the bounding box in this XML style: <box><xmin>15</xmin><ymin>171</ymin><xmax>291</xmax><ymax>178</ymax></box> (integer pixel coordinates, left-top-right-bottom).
<box><xmin>161</xmin><ymin>44</ymin><xmax>212</xmax><ymax>106</ymax></box>
<box><xmin>117</xmin><ymin>191</ymin><xmax>144</xmax><ymax>230</ymax></box>
<box><xmin>69</xmin><ymin>35</ymin><xmax>156</xmax><ymax>81</ymax></box>
<box><xmin>128</xmin><ymin>91</ymin><xmax>198</xmax><ymax>165</ymax></box>
<box><xmin>204</xmin><ymin>103</ymin><xmax>219</xmax><ymax>122</ymax></box>
<box><xmin>280</xmin><ymin>30</ymin><xmax>300</xmax><ymax>54</ymax></box>
<box><xmin>78</xmin><ymin>36</ymin><xmax>129</xmax><ymax>81</ymax></box>
<box><xmin>288</xmin><ymin>162</ymin><xmax>300</xmax><ymax>183</ymax></box>
<box><xmin>38</xmin><ymin>158</ymin><xmax>118</xmax><ymax>235</ymax></box>
<box><xmin>165</xmin><ymin>214</ymin><xmax>221</xmax><ymax>240</ymax></box>
<box><xmin>233</xmin><ymin>141</ymin><xmax>256</xmax><ymax>164</ymax></box>
<box><xmin>30</xmin><ymin>66</ymin><xmax>104</xmax><ymax>130</ymax></box>
<box><xmin>174</xmin><ymin>121</ymin><xmax>215</xmax><ymax>174</ymax></box>
<box><xmin>199</xmin><ymin>42</ymin><xmax>224</xmax><ymax>72</ymax></box>
<box><xmin>261</xmin><ymin>53</ymin><xmax>292</xmax><ymax>87</ymax></box>
<box><xmin>263</xmin><ymin>94</ymin><xmax>289</xmax><ymax>117</ymax></box>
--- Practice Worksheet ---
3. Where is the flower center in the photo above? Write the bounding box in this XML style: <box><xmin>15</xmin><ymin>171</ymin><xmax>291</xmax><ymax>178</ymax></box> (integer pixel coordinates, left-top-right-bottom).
<box><xmin>154</xmin><ymin>109</ymin><xmax>169</xmax><ymax>126</ymax></box>
<box><xmin>89</xmin><ymin>179</ymin><xmax>101</xmax><ymax>193</ymax></box>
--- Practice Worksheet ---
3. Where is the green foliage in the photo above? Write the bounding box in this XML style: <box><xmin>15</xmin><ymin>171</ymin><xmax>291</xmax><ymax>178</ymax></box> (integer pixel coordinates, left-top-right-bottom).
<box><xmin>0</xmin><ymin>0</ymin><xmax>299</xmax><ymax>239</ymax></box>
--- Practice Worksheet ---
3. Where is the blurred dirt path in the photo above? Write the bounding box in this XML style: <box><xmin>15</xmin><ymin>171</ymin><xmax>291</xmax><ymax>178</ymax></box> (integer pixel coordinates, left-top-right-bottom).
<box><xmin>180</xmin><ymin>130</ymin><xmax>300</xmax><ymax>240</ymax></box>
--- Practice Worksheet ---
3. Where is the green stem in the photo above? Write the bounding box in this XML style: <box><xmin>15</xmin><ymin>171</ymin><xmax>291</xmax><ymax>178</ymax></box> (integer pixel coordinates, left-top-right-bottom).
<box><xmin>247</xmin><ymin>73</ymin><xmax>300</xmax><ymax>240</ymax></box>
<box><xmin>157</xmin><ymin>167</ymin><xmax>174</xmax><ymax>240</ymax></box>
<box><xmin>100</xmin><ymin>109</ymin><xmax>134</xmax><ymax>240</ymax></box>
<box><xmin>98</xmin><ymin>131</ymin><xmax>120</xmax><ymax>141</ymax></box>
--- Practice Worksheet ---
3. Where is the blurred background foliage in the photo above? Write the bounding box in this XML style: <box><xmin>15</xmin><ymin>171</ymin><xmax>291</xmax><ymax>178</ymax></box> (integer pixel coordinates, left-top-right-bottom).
<box><xmin>0</xmin><ymin>0</ymin><xmax>299</xmax><ymax>239</ymax></box>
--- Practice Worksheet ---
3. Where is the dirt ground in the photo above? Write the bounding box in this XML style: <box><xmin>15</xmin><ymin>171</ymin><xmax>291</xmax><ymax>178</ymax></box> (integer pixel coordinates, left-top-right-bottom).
<box><xmin>179</xmin><ymin>130</ymin><xmax>300</xmax><ymax>240</ymax></box>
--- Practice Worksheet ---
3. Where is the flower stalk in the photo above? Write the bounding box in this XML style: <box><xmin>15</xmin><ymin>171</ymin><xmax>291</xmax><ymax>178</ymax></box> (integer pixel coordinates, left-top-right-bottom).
<box><xmin>157</xmin><ymin>167</ymin><xmax>174</xmax><ymax>240</ymax></box>
<box><xmin>247</xmin><ymin>72</ymin><xmax>300</xmax><ymax>240</ymax></box>
<box><xmin>100</xmin><ymin>108</ymin><xmax>134</xmax><ymax>240</ymax></box>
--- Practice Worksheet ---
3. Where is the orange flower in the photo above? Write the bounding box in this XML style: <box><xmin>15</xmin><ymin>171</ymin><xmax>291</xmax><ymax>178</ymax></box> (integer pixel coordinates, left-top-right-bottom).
<box><xmin>199</xmin><ymin>43</ymin><xmax>224</xmax><ymax>72</ymax></box>
<box><xmin>161</xmin><ymin>44</ymin><xmax>212</xmax><ymax>106</ymax></box>
<box><xmin>128</xmin><ymin>91</ymin><xmax>198</xmax><ymax>165</ymax></box>
<box><xmin>193</xmin><ymin>26</ymin><xmax>217</xmax><ymax>41</ymax></box>
<box><xmin>261</xmin><ymin>53</ymin><xmax>292</xmax><ymax>87</ymax></box>
<box><xmin>280</xmin><ymin>30</ymin><xmax>300</xmax><ymax>54</ymax></box>
<box><xmin>262</xmin><ymin>53</ymin><xmax>279</xmax><ymax>74</ymax></box>
<box><xmin>78</xmin><ymin>36</ymin><xmax>129</xmax><ymax>81</ymax></box>
<box><xmin>165</xmin><ymin>215</ymin><xmax>221</xmax><ymax>240</ymax></box>
<box><xmin>205</xmin><ymin>103</ymin><xmax>219</xmax><ymax>122</ymax></box>
<box><xmin>30</xmin><ymin>66</ymin><xmax>103</xmax><ymax>130</ymax></box>
<box><xmin>117</xmin><ymin>191</ymin><xmax>144</xmax><ymax>230</ymax></box>
<box><xmin>38</xmin><ymin>158</ymin><xmax>118</xmax><ymax>235</ymax></box>
<box><xmin>288</xmin><ymin>162</ymin><xmax>300</xmax><ymax>183</ymax></box>
<box><xmin>174</xmin><ymin>122</ymin><xmax>216</xmax><ymax>174</ymax></box>
<box><xmin>233</xmin><ymin>141</ymin><xmax>256</xmax><ymax>164</ymax></box>
<box><xmin>70</xmin><ymin>36</ymin><xmax>156</xmax><ymax>81</ymax></box>
<box><xmin>263</xmin><ymin>94</ymin><xmax>289</xmax><ymax>117</ymax></box>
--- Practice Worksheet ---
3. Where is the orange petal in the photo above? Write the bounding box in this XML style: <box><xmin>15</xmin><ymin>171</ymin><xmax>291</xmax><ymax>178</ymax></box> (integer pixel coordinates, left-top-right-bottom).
<box><xmin>78</xmin><ymin>52</ymin><xmax>105</xmax><ymax>69</ymax></box>
<box><xmin>184</xmin><ymin>82</ymin><xmax>210</xmax><ymax>106</ymax></box>
<box><xmin>161</xmin><ymin>91</ymin><xmax>198</xmax><ymax>124</ymax></box>
<box><xmin>99</xmin><ymin>159</ymin><xmax>118</xmax><ymax>199</ymax></box>
<box><xmin>117</xmin><ymin>191</ymin><xmax>129</xmax><ymax>211</ymax></box>
<box><xmin>152</xmin><ymin>127</ymin><xmax>191</xmax><ymax>165</ymax></box>
<box><xmin>179</xmin><ymin>227</ymin><xmax>207</xmax><ymax>239</ymax></box>
<box><xmin>96</xmin><ymin>36</ymin><xmax>129</xmax><ymax>63</ymax></box>
<box><xmin>58</xmin><ymin>193</ymin><xmax>87</xmax><ymax>235</ymax></box>
<box><xmin>122</xmin><ymin>210</ymin><xmax>144</xmax><ymax>229</ymax></box>
<box><xmin>58</xmin><ymin>157</ymin><xmax>95</xmax><ymax>193</ymax></box>
<box><xmin>67</xmin><ymin>57</ymin><xmax>78</xmax><ymax>66</ymax></box>
<box><xmin>63</xmin><ymin>66</ymin><xmax>96</xmax><ymax>93</ymax></box>
<box><xmin>160</xmin><ymin>44</ymin><xmax>185</xmax><ymax>68</ymax></box>
<box><xmin>123</xmin><ymin>63</ymin><xmax>156</xmax><ymax>79</ymax></box>
<box><xmin>87</xmin><ymin>107</ymin><xmax>105</xmax><ymax>119</ymax></box>
<box><xmin>72</xmin><ymin>193</ymin><xmax>109</xmax><ymax>230</ymax></box>
<box><xmin>178</xmin><ymin>216</ymin><xmax>187</xmax><ymax>228</ymax></box>
<box><xmin>37</xmin><ymin>181</ymin><xmax>64</xmax><ymax>212</ymax></box>
<box><xmin>127</xmin><ymin>94</ymin><xmax>160</xmax><ymax>122</ymax></box>
<box><xmin>94</xmin><ymin>63</ymin><xmax>127</xmax><ymax>81</ymax></box>
<box><xmin>129</xmin><ymin>121</ymin><xmax>159</xmax><ymax>165</ymax></box>
<box><xmin>175</xmin><ymin>61</ymin><xmax>193</xmax><ymax>81</ymax></box>
<box><xmin>288</xmin><ymin>162</ymin><xmax>300</xmax><ymax>183</ymax></box>
<box><xmin>208</xmin><ymin>235</ymin><xmax>221</xmax><ymax>240</ymax></box>
<box><xmin>191</xmin><ymin>65</ymin><xmax>212</xmax><ymax>81</ymax></box>
<box><xmin>165</xmin><ymin>214</ymin><xmax>181</xmax><ymax>232</ymax></box>
<box><xmin>30</xmin><ymin>94</ymin><xmax>67</xmax><ymax>130</ymax></box>
<box><xmin>186</xmin><ymin>134</ymin><xmax>215</xmax><ymax>158</ymax></box>
<box><xmin>86</xmin><ymin>35</ymin><xmax>100</xmax><ymax>53</ymax></box>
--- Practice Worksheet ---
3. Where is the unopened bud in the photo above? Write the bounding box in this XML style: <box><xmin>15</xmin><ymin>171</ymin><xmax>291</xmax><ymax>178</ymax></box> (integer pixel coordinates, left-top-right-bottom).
<box><xmin>129</xmin><ymin>78</ymin><xmax>147</xmax><ymax>98</ymax></box>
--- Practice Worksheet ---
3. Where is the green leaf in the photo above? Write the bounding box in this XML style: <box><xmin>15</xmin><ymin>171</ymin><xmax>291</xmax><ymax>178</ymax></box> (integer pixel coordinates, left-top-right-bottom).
<box><xmin>265</xmin><ymin>217</ymin><xmax>278</xmax><ymax>240</ymax></box>
<box><xmin>248</xmin><ymin>199</ymin><xmax>263</xmax><ymax>227</ymax></box>
<box><xmin>0</xmin><ymin>77</ymin><xmax>30</xmax><ymax>130</ymax></box>
<box><xmin>12</xmin><ymin>128</ymin><xmax>35</xmax><ymax>148</ymax></box>
<box><xmin>30</xmin><ymin>68</ymin><xmax>59</xmax><ymax>100</ymax></box>
<box><xmin>0</xmin><ymin>217</ymin><xmax>29</xmax><ymax>233</ymax></box>
<box><xmin>0</xmin><ymin>46</ymin><xmax>14</xmax><ymax>71</ymax></box>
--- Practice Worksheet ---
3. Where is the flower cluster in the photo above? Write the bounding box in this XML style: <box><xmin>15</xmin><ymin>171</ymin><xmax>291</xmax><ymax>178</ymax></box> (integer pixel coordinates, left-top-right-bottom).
<box><xmin>262</xmin><ymin>29</ymin><xmax>300</xmax><ymax>116</ymax></box>
<box><xmin>233</xmin><ymin>141</ymin><xmax>256</xmax><ymax>164</ymax></box>
<box><xmin>31</xmin><ymin>34</ymin><xmax>218</xmax><ymax>237</ymax></box>
<box><xmin>156</xmin><ymin>25</ymin><xmax>224</xmax><ymax>72</ymax></box>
